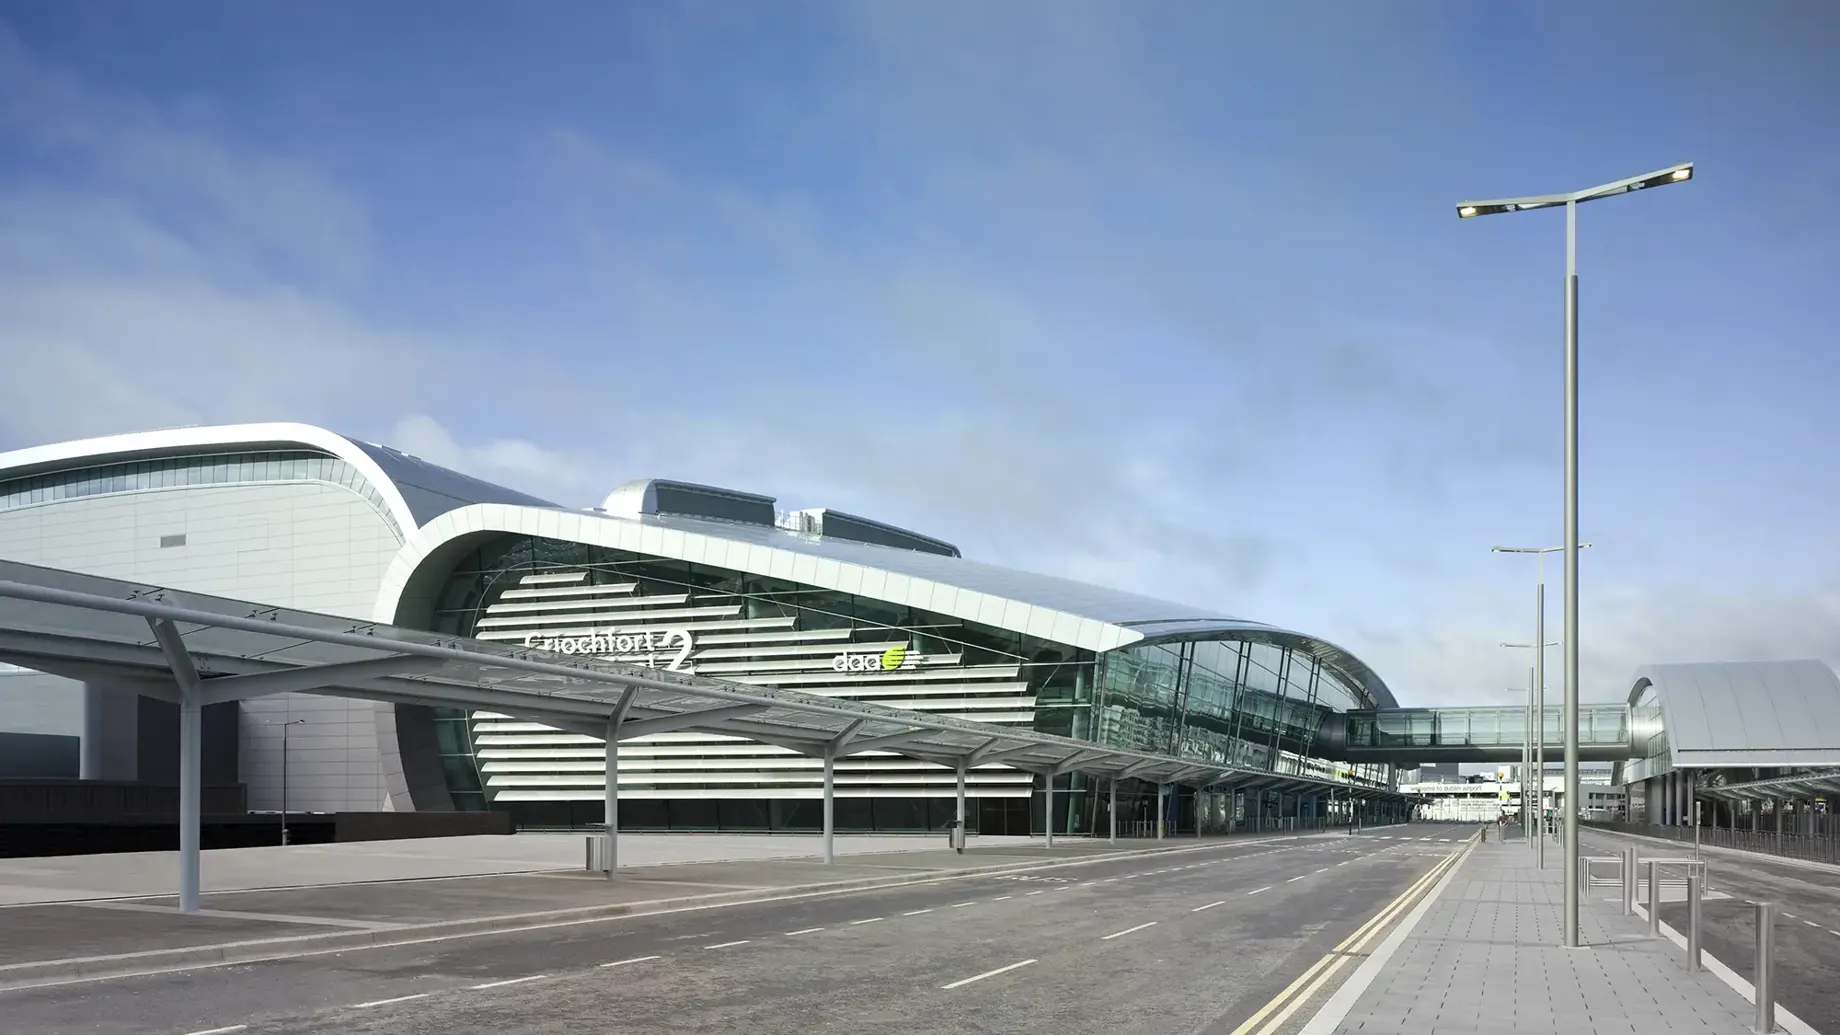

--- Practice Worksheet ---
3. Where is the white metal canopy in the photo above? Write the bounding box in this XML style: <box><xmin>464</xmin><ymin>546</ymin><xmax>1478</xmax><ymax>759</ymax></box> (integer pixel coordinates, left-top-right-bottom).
<box><xmin>0</xmin><ymin>559</ymin><xmax>1399</xmax><ymax>910</ymax></box>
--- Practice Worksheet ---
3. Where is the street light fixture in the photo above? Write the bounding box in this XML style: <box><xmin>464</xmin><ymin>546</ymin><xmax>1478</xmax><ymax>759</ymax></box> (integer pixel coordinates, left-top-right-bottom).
<box><xmin>1504</xmin><ymin>641</ymin><xmax>1559</xmax><ymax>865</ymax></box>
<box><xmin>1463</xmin><ymin>162</ymin><xmax>1694</xmax><ymax>949</ymax></box>
<box><xmin>1494</xmin><ymin>542</ymin><xmax>1591</xmax><ymax>867</ymax></box>
<box><xmin>272</xmin><ymin>718</ymin><xmax>307</xmax><ymax>846</ymax></box>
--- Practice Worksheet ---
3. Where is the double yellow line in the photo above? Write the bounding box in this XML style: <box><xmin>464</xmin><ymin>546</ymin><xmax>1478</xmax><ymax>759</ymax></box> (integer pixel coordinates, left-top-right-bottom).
<box><xmin>1226</xmin><ymin>837</ymin><xmax>1472</xmax><ymax>1035</ymax></box>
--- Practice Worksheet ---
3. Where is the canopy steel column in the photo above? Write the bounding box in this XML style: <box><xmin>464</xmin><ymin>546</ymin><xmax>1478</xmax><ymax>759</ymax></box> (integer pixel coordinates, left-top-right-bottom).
<box><xmin>1108</xmin><ymin>779</ymin><xmax>1117</xmax><ymax>843</ymax></box>
<box><xmin>1157</xmin><ymin>783</ymin><xmax>1166</xmax><ymax>840</ymax></box>
<box><xmin>955</xmin><ymin>756</ymin><xmax>967</xmax><ymax>841</ymax></box>
<box><xmin>146</xmin><ymin>618</ymin><xmax>203</xmax><ymax>914</ymax></box>
<box><xmin>603</xmin><ymin>718</ymin><xmax>619</xmax><ymax>878</ymax></box>
<box><xmin>1043</xmin><ymin>772</ymin><xmax>1055</xmax><ymax>848</ymax></box>
<box><xmin>822</xmin><ymin>746</ymin><xmax>837</xmax><ymax>864</ymax></box>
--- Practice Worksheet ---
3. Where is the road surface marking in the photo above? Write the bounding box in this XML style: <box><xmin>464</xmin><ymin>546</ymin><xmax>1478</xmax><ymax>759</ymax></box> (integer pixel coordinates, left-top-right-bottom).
<box><xmin>941</xmin><ymin>959</ymin><xmax>1037</xmax><ymax>990</ymax></box>
<box><xmin>1192</xmin><ymin>900</ymin><xmax>1227</xmax><ymax>912</ymax></box>
<box><xmin>1317</xmin><ymin>868</ymin><xmax>1330</xmax><ymax>873</ymax></box>
<box><xmin>1053</xmin><ymin>885</ymin><xmax>1075</xmax><ymax>891</ymax></box>
<box><xmin>785</xmin><ymin>927</ymin><xmax>824</xmax><ymax>936</ymax></box>
<box><xmin>1249</xmin><ymin>886</ymin><xmax>1272</xmax><ymax>895</ymax></box>
<box><xmin>1102</xmin><ymin>921</ymin><xmax>1159</xmax><ymax>941</ymax></box>
<box><xmin>705</xmin><ymin>940</ymin><xmax>751</xmax><ymax>949</ymax></box>
<box><xmin>182</xmin><ymin>1028</ymin><xmax>248</xmax><ymax>1035</ymax></box>
<box><xmin>1287</xmin><ymin>875</ymin><xmax>1307</xmax><ymax>882</ymax></box>
<box><xmin>903</xmin><ymin>909</ymin><xmax>934</xmax><ymax>916</ymax></box>
<box><xmin>352</xmin><ymin>994</ymin><xmax>430</xmax><ymax>1009</ymax></box>
<box><xmin>992</xmin><ymin>895</ymin><xmax>1013</xmax><ymax>901</ymax></box>
<box><xmin>1026</xmin><ymin>890</ymin><xmax>1047</xmax><ymax>896</ymax></box>
<box><xmin>1804</xmin><ymin>920</ymin><xmax>1820</xmax><ymax>927</ymax></box>
<box><xmin>600</xmin><ymin>955</ymin><xmax>662</xmax><ymax>968</ymax></box>
<box><xmin>1785</xmin><ymin>913</ymin><xmax>1799</xmax><ymax>919</ymax></box>
<box><xmin>950</xmin><ymin>901</ymin><xmax>977</xmax><ymax>908</ymax></box>
<box><xmin>850</xmin><ymin>917</ymin><xmax>884</xmax><ymax>925</ymax></box>
<box><xmin>471</xmin><ymin>975</ymin><xmax>547</xmax><ymax>990</ymax></box>
<box><xmin>1338</xmin><ymin>860</ymin><xmax>1352</xmax><ymax>866</ymax></box>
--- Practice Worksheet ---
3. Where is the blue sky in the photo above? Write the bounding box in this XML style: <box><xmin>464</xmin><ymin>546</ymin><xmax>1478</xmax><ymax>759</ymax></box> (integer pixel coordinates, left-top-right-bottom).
<box><xmin>2</xmin><ymin>2</ymin><xmax>1837</xmax><ymax>709</ymax></box>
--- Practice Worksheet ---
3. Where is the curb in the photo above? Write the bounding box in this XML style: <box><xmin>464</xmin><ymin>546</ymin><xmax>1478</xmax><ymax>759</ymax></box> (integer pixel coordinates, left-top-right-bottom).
<box><xmin>0</xmin><ymin>827</ymin><xmax>1364</xmax><ymax>990</ymax></box>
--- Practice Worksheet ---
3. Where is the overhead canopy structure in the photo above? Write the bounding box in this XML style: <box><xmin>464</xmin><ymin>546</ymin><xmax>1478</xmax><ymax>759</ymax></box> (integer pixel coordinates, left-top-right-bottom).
<box><xmin>0</xmin><ymin>559</ymin><xmax>1404</xmax><ymax>911</ymax></box>
<box><xmin>1694</xmin><ymin>768</ymin><xmax>1840</xmax><ymax>804</ymax></box>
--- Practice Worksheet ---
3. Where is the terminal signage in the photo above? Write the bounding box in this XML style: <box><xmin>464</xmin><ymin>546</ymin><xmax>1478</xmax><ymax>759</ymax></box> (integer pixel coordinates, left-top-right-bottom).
<box><xmin>831</xmin><ymin>644</ymin><xmax>917</xmax><ymax>674</ymax></box>
<box><xmin>523</xmin><ymin>627</ymin><xmax>695</xmax><ymax>671</ymax></box>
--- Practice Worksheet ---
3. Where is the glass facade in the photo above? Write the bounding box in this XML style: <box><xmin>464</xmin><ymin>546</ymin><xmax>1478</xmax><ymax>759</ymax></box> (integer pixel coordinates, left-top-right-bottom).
<box><xmin>421</xmin><ymin>533</ymin><xmax>1393</xmax><ymax>833</ymax></box>
<box><xmin>0</xmin><ymin>449</ymin><xmax>403</xmax><ymax>537</ymax></box>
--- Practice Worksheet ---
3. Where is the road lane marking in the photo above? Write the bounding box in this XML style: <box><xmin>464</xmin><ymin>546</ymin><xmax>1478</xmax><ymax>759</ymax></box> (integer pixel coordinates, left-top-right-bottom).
<box><xmin>182</xmin><ymin>1028</ymin><xmax>248</xmax><ymax>1035</ymax></box>
<box><xmin>941</xmin><ymin>959</ymin><xmax>1037</xmax><ymax>990</ymax></box>
<box><xmin>1102</xmin><ymin>921</ymin><xmax>1159</xmax><ymax>941</ymax></box>
<box><xmin>1193</xmin><ymin>900</ymin><xmax>1227</xmax><ymax>912</ymax></box>
<box><xmin>1287</xmin><ymin>875</ymin><xmax>1307</xmax><ymax>882</ymax></box>
<box><xmin>352</xmin><ymin>994</ymin><xmax>431</xmax><ymax>1009</ymax></box>
<box><xmin>705</xmin><ymin>940</ymin><xmax>751</xmax><ymax>949</ymax></box>
<box><xmin>992</xmin><ymin>895</ymin><xmax>1013</xmax><ymax>901</ymax></box>
<box><xmin>850</xmin><ymin>917</ymin><xmax>884</xmax><ymax>925</ymax></box>
<box><xmin>785</xmin><ymin>927</ymin><xmax>824</xmax><ymax>936</ymax></box>
<box><xmin>600</xmin><ymin>955</ymin><xmax>662</xmax><ymax>968</ymax></box>
<box><xmin>1804</xmin><ymin>920</ymin><xmax>1820</xmax><ymax>927</ymax></box>
<box><xmin>950</xmin><ymin>901</ymin><xmax>977</xmax><ymax>908</ymax></box>
<box><xmin>1226</xmin><ymin>848</ymin><xmax>1462</xmax><ymax>1035</ymax></box>
<box><xmin>1026</xmin><ymin>890</ymin><xmax>1047</xmax><ymax>896</ymax></box>
<box><xmin>903</xmin><ymin>909</ymin><xmax>934</xmax><ymax>916</ymax></box>
<box><xmin>1316</xmin><ymin>868</ymin><xmax>1330</xmax><ymax>873</ymax></box>
<box><xmin>1249</xmin><ymin>886</ymin><xmax>1271</xmax><ymax>895</ymax></box>
<box><xmin>1337</xmin><ymin>861</ymin><xmax>1351</xmax><ymax>866</ymax></box>
<box><xmin>471</xmin><ymin>975</ymin><xmax>547</xmax><ymax>990</ymax></box>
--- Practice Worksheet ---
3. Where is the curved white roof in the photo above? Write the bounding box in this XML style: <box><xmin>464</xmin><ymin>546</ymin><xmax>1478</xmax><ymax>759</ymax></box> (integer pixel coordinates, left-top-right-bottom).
<box><xmin>0</xmin><ymin>422</ymin><xmax>556</xmax><ymax>532</ymax></box>
<box><xmin>379</xmin><ymin>503</ymin><xmax>1397</xmax><ymax>706</ymax></box>
<box><xmin>1629</xmin><ymin>660</ymin><xmax>1840</xmax><ymax>769</ymax></box>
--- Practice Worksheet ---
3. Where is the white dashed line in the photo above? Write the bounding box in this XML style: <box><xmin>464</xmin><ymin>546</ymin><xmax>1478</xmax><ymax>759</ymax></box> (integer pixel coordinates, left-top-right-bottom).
<box><xmin>850</xmin><ymin>917</ymin><xmax>884</xmax><ymax>925</ymax></box>
<box><xmin>1786</xmin><ymin>913</ymin><xmax>1799</xmax><ymax>919</ymax></box>
<box><xmin>1026</xmin><ymin>890</ymin><xmax>1046</xmax><ymax>896</ymax></box>
<box><xmin>600</xmin><ymin>955</ymin><xmax>662</xmax><ymax>968</ymax></box>
<box><xmin>1249</xmin><ymin>886</ymin><xmax>1271</xmax><ymax>895</ymax></box>
<box><xmin>471</xmin><ymin>975</ymin><xmax>547</xmax><ymax>990</ymax></box>
<box><xmin>903</xmin><ymin>909</ymin><xmax>934</xmax><ymax>916</ymax></box>
<box><xmin>1192</xmin><ymin>900</ymin><xmax>1227</xmax><ymax>912</ymax></box>
<box><xmin>941</xmin><ymin>959</ymin><xmax>1037</xmax><ymax>989</ymax></box>
<box><xmin>992</xmin><ymin>896</ymin><xmax>1013</xmax><ymax>902</ymax></box>
<box><xmin>950</xmin><ymin>901</ymin><xmax>977</xmax><ymax>908</ymax></box>
<box><xmin>1316</xmin><ymin>868</ymin><xmax>1330</xmax><ymax>873</ymax></box>
<box><xmin>1287</xmin><ymin>875</ymin><xmax>1307</xmax><ymax>882</ymax></box>
<box><xmin>1102</xmin><ymin>921</ymin><xmax>1159</xmax><ymax>941</ymax></box>
<box><xmin>785</xmin><ymin>927</ymin><xmax>824</xmax><ymax>936</ymax></box>
<box><xmin>351</xmin><ymin>994</ymin><xmax>430</xmax><ymax>1009</ymax></box>
<box><xmin>182</xmin><ymin>1028</ymin><xmax>248</xmax><ymax>1035</ymax></box>
<box><xmin>1337</xmin><ymin>861</ymin><xmax>1351</xmax><ymax>866</ymax></box>
<box><xmin>705</xmin><ymin>940</ymin><xmax>751</xmax><ymax>949</ymax></box>
<box><xmin>1804</xmin><ymin>920</ymin><xmax>1821</xmax><ymax>928</ymax></box>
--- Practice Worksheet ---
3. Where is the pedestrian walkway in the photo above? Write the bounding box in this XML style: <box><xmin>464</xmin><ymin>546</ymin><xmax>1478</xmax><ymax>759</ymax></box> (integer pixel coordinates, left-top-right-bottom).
<box><xmin>1317</xmin><ymin>839</ymin><xmax>1765</xmax><ymax>1035</ymax></box>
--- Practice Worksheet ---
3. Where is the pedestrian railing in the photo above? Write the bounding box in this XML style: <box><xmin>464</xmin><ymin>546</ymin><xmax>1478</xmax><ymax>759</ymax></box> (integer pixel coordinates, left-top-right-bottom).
<box><xmin>1583</xmin><ymin>819</ymin><xmax>1839</xmax><ymax>865</ymax></box>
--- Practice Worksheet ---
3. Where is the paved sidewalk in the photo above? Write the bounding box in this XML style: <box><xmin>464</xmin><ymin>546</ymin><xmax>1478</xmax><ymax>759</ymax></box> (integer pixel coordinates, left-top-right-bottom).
<box><xmin>1324</xmin><ymin>840</ymin><xmax>1762</xmax><ymax>1035</ymax></box>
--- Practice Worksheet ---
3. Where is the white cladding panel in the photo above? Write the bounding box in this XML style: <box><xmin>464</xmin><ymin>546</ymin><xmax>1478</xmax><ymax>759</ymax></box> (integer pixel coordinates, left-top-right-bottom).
<box><xmin>0</xmin><ymin>481</ymin><xmax>403</xmax><ymax>811</ymax></box>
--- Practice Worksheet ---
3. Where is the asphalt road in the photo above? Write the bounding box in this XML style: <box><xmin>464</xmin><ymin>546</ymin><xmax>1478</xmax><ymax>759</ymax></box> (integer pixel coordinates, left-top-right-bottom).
<box><xmin>1</xmin><ymin>831</ymin><xmax>1464</xmax><ymax>1035</ymax></box>
<box><xmin>1584</xmin><ymin>829</ymin><xmax>1840</xmax><ymax>1035</ymax></box>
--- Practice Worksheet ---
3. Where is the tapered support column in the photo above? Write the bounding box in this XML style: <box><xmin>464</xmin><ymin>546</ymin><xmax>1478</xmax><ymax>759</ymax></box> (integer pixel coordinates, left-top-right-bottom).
<box><xmin>1156</xmin><ymin>783</ymin><xmax>1166</xmax><ymax>840</ymax></box>
<box><xmin>1043</xmin><ymin>772</ymin><xmax>1055</xmax><ymax>848</ymax></box>
<box><xmin>1108</xmin><ymin>779</ymin><xmax>1117</xmax><ymax>843</ymax></box>
<box><xmin>955</xmin><ymin>756</ymin><xmax>968</xmax><ymax>838</ymax></box>
<box><xmin>178</xmin><ymin>680</ymin><xmax>201</xmax><ymax>914</ymax></box>
<box><xmin>822</xmin><ymin>746</ymin><xmax>836</xmax><ymax>864</ymax></box>
<box><xmin>603</xmin><ymin>717</ymin><xmax>619</xmax><ymax>878</ymax></box>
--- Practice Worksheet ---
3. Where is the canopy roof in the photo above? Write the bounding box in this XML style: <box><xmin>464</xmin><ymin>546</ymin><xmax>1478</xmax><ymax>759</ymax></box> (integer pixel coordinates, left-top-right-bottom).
<box><xmin>0</xmin><ymin>559</ymin><xmax>1401</xmax><ymax>798</ymax></box>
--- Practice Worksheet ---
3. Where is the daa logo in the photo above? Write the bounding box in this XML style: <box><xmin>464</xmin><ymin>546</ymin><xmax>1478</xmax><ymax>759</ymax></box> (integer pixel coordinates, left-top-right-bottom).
<box><xmin>830</xmin><ymin>644</ymin><xmax>917</xmax><ymax>673</ymax></box>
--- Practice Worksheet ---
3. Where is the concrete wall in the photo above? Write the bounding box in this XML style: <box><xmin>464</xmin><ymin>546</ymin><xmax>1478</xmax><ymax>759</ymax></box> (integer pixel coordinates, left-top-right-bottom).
<box><xmin>0</xmin><ymin>481</ymin><xmax>403</xmax><ymax>812</ymax></box>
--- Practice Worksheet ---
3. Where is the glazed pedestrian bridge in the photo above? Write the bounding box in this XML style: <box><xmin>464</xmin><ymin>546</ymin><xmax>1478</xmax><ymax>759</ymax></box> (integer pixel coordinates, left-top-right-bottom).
<box><xmin>1316</xmin><ymin>704</ymin><xmax>1639</xmax><ymax>764</ymax></box>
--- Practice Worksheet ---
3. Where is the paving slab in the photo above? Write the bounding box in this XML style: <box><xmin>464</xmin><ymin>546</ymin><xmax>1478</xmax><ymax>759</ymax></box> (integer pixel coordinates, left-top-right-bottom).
<box><xmin>1321</xmin><ymin>841</ymin><xmax>1765</xmax><ymax>1035</ymax></box>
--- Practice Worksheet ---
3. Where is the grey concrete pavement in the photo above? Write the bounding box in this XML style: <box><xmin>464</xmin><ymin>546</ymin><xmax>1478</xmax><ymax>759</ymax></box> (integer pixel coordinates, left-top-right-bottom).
<box><xmin>0</xmin><ymin>828</ymin><xmax>1455</xmax><ymax>1034</ymax></box>
<box><xmin>1585</xmin><ymin>828</ymin><xmax>1840</xmax><ymax>1034</ymax></box>
<box><xmin>1319</xmin><ymin>835</ymin><xmax>1774</xmax><ymax>1035</ymax></box>
<box><xmin>0</xmin><ymin>832</ymin><xmax>1045</xmax><ymax>904</ymax></box>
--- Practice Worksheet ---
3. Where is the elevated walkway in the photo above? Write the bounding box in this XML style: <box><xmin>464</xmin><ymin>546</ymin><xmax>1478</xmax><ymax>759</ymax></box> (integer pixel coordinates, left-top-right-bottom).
<box><xmin>1318</xmin><ymin>704</ymin><xmax>1637</xmax><ymax>764</ymax></box>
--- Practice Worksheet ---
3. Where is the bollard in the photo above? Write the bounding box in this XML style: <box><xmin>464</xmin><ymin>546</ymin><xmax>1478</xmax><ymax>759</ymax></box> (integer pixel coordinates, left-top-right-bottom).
<box><xmin>1648</xmin><ymin>860</ymin><xmax>1661</xmax><ymax>936</ymax></box>
<box><xmin>1687</xmin><ymin>871</ymin><xmax>1703</xmax><ymax>972</ymax></box>
<box><xmin>1755</xmin><ymin>902</ymin><xmax>1777</xmax><ymax>1033</ymax></box>
<box><xmin>1623</xmin><ymin>847</ymin><xmax>1636</xmax><ymax>916</ymax></box>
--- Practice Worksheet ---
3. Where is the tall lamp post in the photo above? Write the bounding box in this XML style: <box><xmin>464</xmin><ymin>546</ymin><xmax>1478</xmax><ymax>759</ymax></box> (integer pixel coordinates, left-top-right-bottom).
<box><xmin>1495</xmin><ymin>541</ymin><xmax>1592</xmax><ymax>869</ymax></box>
<box><xmin>273</xmin><ymin>718</ymin><xmax>306</xmax><ymax>846</ymax></box>
<box><xmin>1502</xmin><ymin>641</ymin><xmax>1559</xmax><ymax>864</ymax></box>
<box><xmin>1461</xmin><ymin>162</ymin><xmax>1694</xmax><ymax>948</ymax></box>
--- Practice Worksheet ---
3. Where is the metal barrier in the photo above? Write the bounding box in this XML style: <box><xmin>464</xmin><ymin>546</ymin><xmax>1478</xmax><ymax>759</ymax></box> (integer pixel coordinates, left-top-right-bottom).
<box><xmin>1583</xmin><ymin>820</ymin><xmax>1839</xmax><ymax>866</ymax></box>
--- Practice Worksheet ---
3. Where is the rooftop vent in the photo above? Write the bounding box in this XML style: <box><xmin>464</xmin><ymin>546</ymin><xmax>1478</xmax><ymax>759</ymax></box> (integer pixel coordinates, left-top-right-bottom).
<box><xmin>600</xmin><ymin>479</ymin><xmax>777</xmax><ymax>526</ymax></box>
<box><xmin>778</xmin><ymin>508</ymin><xmax>960</xmax><ymax>557</ymax></box>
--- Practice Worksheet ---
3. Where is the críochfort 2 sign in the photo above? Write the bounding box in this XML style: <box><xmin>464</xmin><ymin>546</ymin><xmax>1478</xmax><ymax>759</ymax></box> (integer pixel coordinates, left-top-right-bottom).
<box><xmin>522</xmin><ymin>627</ymin><xmax>694</xmax><ymax>670</ymax></box>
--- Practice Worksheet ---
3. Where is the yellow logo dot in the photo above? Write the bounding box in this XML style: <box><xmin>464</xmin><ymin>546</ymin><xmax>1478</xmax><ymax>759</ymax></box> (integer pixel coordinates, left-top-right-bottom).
<box><xmin>880</xmin><ymin>645</ymin><xmax>908</xmax><ymax>671</ymax></box>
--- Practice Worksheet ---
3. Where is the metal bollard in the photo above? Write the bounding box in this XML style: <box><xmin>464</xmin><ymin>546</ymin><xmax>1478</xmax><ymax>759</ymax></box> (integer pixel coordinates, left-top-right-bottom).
<box><xmin>1687</xmin><ymin>871</ymin><xmax>1703</xmax><ymax>971</ymax></box>
<box><xmin>1622</xmin><ymin>847</ymin><xmax>1636</xmax><ymax>916</ymax></box>
<box><xmin>1648</xmin><ymin>860</ymin><xmax>1661</xmax><ymax>936</ymax></box>
<box><xmin>1755</xmin><ymin>902</ymin><xmax>1777</xmax><ymax>1033</ymax></box>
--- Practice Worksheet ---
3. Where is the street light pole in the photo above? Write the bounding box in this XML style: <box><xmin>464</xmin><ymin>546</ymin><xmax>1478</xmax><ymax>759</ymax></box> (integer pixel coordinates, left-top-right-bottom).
<box><xmin>1465</xmin><ymin>161</ymin><xmax>1695</xmax><ymax>949</ymax></box>
<box><xmin>274</xmin><ymin>718</ymin><xmax>306</xmax><ymax>846</ymax></box>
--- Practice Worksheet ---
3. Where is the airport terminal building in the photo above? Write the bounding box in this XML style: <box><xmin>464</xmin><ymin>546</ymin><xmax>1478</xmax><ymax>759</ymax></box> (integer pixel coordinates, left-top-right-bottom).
<box><xmin>3</xmin><ymin>422</ymin><xmax>1397</xmax><ymax>834</ymax></box>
